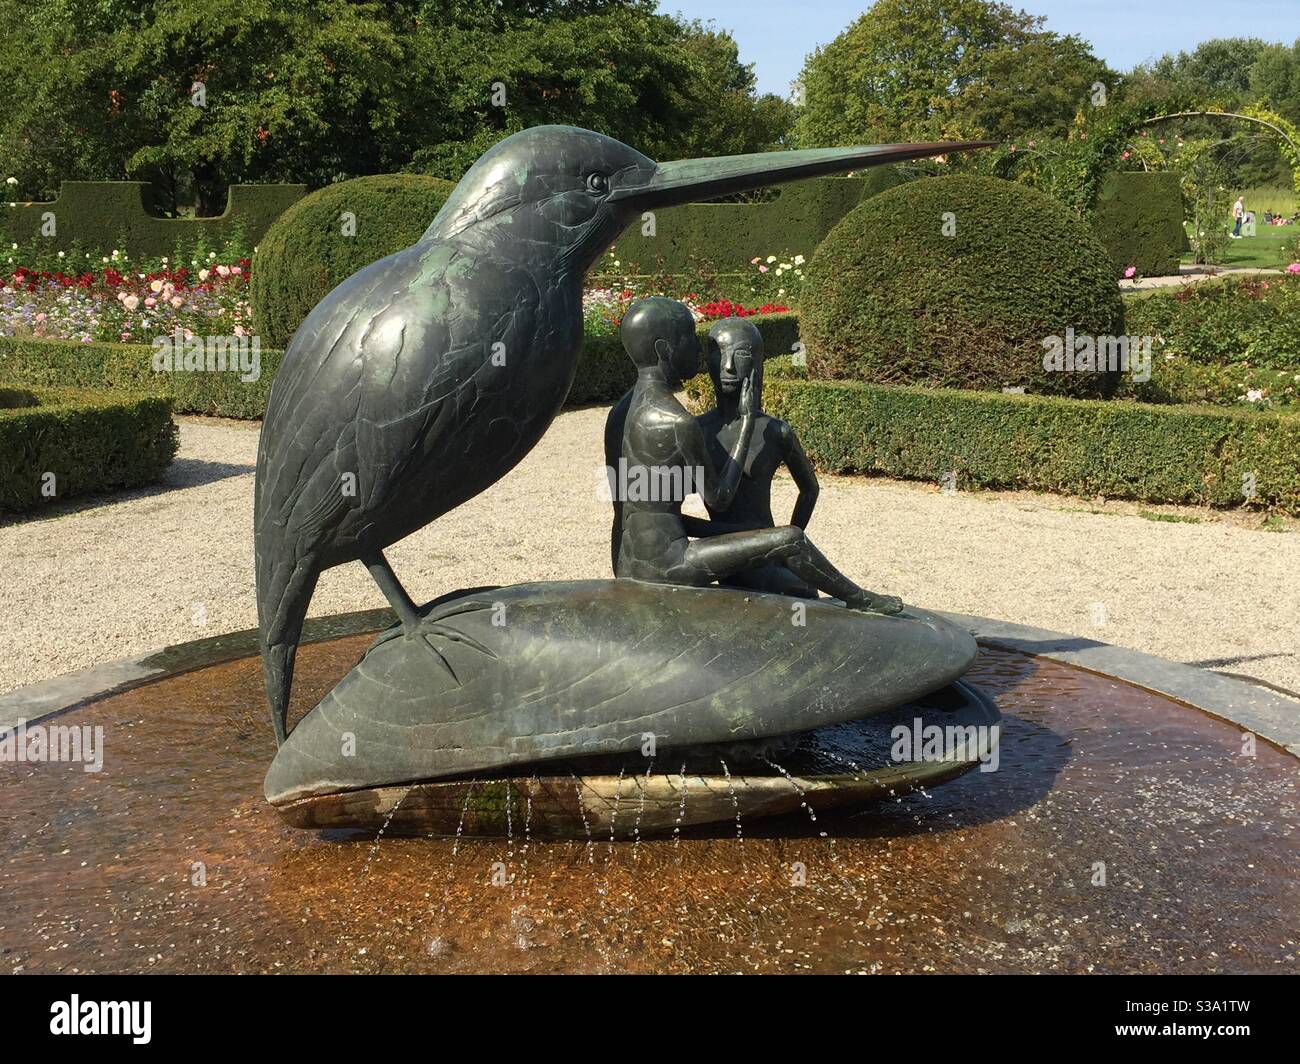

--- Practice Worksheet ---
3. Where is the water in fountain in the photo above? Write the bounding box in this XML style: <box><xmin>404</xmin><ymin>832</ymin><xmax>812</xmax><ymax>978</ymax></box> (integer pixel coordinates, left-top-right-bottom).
<box><xmin>3</xmin><ymin>636</ymin><xmax>1297</xmax><ymax>973</ymax></box>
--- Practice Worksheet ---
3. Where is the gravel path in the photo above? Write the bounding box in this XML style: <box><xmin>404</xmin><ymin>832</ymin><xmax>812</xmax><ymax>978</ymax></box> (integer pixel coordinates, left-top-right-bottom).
<box><xmin>2</xmin><ymin>410</ymin><xmax>1297</xmax><ymax>702</ymax></box>
<box><xmin>1123</xmin><ymin>265</ymin><xmax>1284</xmax><ymax>291</ymax></box>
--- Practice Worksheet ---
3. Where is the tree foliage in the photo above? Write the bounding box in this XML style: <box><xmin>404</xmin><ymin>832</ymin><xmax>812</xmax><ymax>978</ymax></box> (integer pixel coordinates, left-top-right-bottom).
<box><xmin>794</xmin><ymin>0</ymin><xmax>1113</xmax><ymax>146</ymax></box>
<box><xmin>0</xmin><ymin>0</ymin><xmax>793</xmax><ymax>210</ymax></box>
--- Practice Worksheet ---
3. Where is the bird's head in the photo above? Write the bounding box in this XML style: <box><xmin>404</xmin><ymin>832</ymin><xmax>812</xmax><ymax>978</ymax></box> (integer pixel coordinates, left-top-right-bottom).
<box><xmin>423</xmin><ymin>126</ymin><xmax>994</xmax><ymax>278</ymax></box>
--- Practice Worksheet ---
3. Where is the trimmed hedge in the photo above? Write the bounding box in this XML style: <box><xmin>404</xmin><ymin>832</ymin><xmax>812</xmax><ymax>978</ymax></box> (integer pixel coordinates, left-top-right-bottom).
<box><xmin>0</xmin><ymin>389</ymin><xmax>177</xmax><ymax>512</ymax></box>
<box><xmin>1093</xmin><ymin>172</ymin><xmax>1188</xmax><ymax>277</ymax></box>
<box><xmin>0</xmin><ymin>182</ymin><xmax>305</xmax><ymax>259</ymax></box>
<box><xmin>609</xmin><ymin>176</ymin><xmax>873</xmax><ymax>274</ymax></box>
<box><xmin>743</xmin><ymin>377</ymin><xmax>1300</xmax><ymax>512</ymax></box>
<box><xmin>0</xmin><ymin>313</ymin><xmax>804</xmax><ymax>415</ymax></box>
<box><xmin>250</xmin><ymin>174</ymin><xmax>455</xmax><ymax>348</ymax></box>
<box><xmin>0</xmin><ymin>337</ymin><xmax>282</xmax><ymax>419</ymax></box>
<box><xmin>801</xmin><ymin>175</ymin><xmax>1125</xmax><ymax>398</ymax></box>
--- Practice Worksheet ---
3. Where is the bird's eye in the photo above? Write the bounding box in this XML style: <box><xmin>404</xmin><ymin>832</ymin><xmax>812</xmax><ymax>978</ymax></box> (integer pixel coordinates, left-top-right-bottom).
<box><xmin>585</xmin><ymin>172</ymin><xmax>609</xmax><ymax>195</ymax></box>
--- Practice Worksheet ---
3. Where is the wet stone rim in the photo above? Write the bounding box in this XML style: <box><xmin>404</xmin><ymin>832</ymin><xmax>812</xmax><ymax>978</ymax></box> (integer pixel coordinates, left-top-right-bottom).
<box><xmin>1</xmin><ymin>605</ymin><xmax>1297</xmax><ymax>759</ymax></box>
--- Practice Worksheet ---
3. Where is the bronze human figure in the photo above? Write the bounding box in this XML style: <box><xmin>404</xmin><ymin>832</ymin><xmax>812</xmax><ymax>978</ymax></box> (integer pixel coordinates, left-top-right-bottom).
<box><xmin>609</xmin><ymin>298</ymin><xmax>903</xmax><ymax>613</ymax></box>
<box><xmin>690</xmin><ymin>316</ymin><xmax>823</xmax><ymax>598</ymax></box>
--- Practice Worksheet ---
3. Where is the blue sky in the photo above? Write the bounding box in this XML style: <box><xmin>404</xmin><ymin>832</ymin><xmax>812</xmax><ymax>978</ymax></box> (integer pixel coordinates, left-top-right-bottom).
<box><xmin>664</xmin><ymin>0</ymin><xmax>1300</xmax><ymax>97</ymax></box>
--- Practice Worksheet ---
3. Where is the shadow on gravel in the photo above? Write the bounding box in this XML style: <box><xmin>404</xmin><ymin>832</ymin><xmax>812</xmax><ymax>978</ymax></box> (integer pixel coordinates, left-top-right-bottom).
<box><xmin>0</xmin><ymin>458</ymin><xmax>253</xmax><ymax>526</ymax></box>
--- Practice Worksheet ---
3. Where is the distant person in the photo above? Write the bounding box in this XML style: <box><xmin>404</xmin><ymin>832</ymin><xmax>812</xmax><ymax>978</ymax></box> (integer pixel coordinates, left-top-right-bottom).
<box><xmin>1231</xmin><ymin>196</ymin><xmax>1245</xmax><ymax>238</ymax></box>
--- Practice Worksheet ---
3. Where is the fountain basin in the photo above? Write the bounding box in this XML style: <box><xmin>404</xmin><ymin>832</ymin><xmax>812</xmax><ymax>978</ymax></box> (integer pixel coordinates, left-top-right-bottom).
<box><xmin>1</xmin><ymin>614</ymin><xmax>1297</xmax><ymax>973</ymax></box>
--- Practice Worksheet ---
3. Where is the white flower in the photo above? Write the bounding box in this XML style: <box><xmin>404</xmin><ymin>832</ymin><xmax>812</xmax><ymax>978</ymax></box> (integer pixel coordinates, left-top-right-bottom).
<box><xmin>4</xmin><ymin>177</ymin><xmax>15</xmax><ymax>185</ymax></box>
<box><xmin>766</xmin><ymin>255</ymin><xmax>776</xmax><ymax>263</ymax></box>
<box><xmin>1245</xmin><ymin>389</ymin><xmax>1265</xmax><ymax>402</ymax></box>
<box><xmin>57</xmin><ymin>250</ymin><xmax>64</xmax><ymax>258</ymax></box>
<box><xmin>793</xmin><ymin>254</ymin><xmax>805</xmax><ymax>266</ymax></box>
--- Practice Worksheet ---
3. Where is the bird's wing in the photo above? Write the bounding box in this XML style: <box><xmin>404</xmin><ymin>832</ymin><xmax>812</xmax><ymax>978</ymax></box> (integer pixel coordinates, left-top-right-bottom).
<box><xmin>255</xmin><ymin>242</ymin><xmax>539</xmax><ymax>554</ymax></box>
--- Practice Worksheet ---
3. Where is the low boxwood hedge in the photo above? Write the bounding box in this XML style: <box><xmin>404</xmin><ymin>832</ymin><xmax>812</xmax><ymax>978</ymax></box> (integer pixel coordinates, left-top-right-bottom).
<box><xmin>711</xmin><ymin>377</ymin><xmax>1300</xmax><ymax>512</ymax></box>
<box><xmin>0</xmin><ymin>313</ymin><xmax>804</xmax><ymax>415</ymax></box>
<box><xmin>0</xmin><ymin>337</ymin><xmax>282</xmax><ymax>419</ymax></box>
<box><xmin>0</xmin><ymin>389</ymin><xmax>177</xmax><ymax>512</ymax></box>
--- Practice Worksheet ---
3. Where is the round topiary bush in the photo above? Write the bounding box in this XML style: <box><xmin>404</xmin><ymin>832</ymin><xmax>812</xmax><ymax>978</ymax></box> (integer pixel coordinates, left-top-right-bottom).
<box><xmin>250</xmin><ymin>174</ymin><xmax>455</xmax><ymax>349</ymax></box>
<box><xmin>801</xmin><ymin>175</ymin><xmax>1125</xmax><ymax>396</ymax></box>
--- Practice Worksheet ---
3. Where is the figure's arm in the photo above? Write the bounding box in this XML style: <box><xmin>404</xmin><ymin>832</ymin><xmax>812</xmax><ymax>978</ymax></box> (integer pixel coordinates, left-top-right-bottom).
<box><xmin>681</xmin><ymin>515</ymin><xmax>750</xmax><ymax>537</ymax></box>
<box><xmin>784</xmin><ymin>426</ymin><xmax>820</xmax><ymax>530</ymax></box>
<box><xmin>677</xmin><ymin>377</ymin><xmax>754</xmax><ymax>514</ymax></box>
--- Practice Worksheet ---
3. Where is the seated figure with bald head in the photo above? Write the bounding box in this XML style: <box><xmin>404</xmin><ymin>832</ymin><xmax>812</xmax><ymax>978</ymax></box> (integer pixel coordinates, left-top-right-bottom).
<box><xmin>603</xmin><ymin>297</ymin><xmax>902</xmax><ymax>614</ymax></box>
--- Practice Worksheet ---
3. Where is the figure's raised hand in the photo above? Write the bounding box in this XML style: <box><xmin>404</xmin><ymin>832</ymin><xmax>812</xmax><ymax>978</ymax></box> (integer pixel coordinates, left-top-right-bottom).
<box><xmin>739</xmin><ymin>374</ymin><xmax>755</xmax><ymax>419</ymax></box>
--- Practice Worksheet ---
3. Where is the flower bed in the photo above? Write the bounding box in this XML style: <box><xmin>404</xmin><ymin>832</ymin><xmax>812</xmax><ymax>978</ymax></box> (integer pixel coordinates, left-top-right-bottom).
<box><xmin>1124</xmin><ymin>274</ymin><xmax>1300</xmax><ymax>408</ymax></box>
<box><xmin>1</xmin><ymin>253</ymin><xmax>252</xmax><ymax>345</ymax></box>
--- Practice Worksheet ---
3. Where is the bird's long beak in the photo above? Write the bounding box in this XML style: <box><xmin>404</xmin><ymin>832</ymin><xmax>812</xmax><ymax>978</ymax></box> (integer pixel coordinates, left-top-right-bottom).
<box><xmin>611</xmin><ymin>141</ymin><xmax>996</xmax><ymax>208</ymax></box>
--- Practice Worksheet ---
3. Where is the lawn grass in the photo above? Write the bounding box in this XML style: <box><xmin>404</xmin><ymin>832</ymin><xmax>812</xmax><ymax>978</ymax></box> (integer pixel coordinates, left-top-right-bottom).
<box><xmin>1237</xmin><ymin>185</ymin><xmax>1297</xmax><ymax>216</ymax></box>
<box><xmin>1175</xmin><ymin>186</ymin><xmax>1298</xmax><ymax>270</ymax></box>
<box><xmin>1181</xmin><ymin>222</ymin><xmax>1297</xmax><ymax>269</ymax></box>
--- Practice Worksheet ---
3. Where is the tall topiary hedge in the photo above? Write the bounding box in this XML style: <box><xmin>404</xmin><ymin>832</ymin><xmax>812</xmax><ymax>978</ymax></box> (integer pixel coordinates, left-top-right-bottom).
<box><xmin>250</xmin><ymin>174</ymin><xmax>455</xmax><ymax>349</ymax></box>
<box><xmin>1093</xmin><ymin>171</ymin><xmax>1188</xmax><ymax>277</ymax></box>
<box><xmin>801</xmin><ymin>175</ymin><xmax>1125</xmax><ymax>397</ymax></box>
<box><xmin>0</xmin><ymin>182</ymin><xmax>305</xmax><ymax>260</ymax></box>
<box><xmin>608</xmin><ymin>176</ymin><xmax>872</xmax><ymax>275</ymax></box>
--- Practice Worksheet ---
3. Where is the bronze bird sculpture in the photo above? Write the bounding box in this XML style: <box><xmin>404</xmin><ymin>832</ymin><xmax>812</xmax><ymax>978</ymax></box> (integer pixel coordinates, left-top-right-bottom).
<box><xmin>254</xmin><ymin>125</ymin><xmax>992</xmax><ymax>743</ymax></box>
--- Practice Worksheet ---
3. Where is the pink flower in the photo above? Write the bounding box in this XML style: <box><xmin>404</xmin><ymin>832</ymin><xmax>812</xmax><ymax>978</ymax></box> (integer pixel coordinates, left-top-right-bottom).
<box><xmin>1287</xmin><ymin>263</ymin><xmax>1300</xmax><ymax>275</ymax></box>
<box><xmin>231</xmin><ymin>265</ymin><xmax>242</xmax><ymax>275</ymax></box>
<box><xmin>144</xmin><ymin>297</ymin><xmax>156</xmax><ymax>308</ymax></box>
<box><xmin>170</xmin><ymin>296</ymin><xmax>183</xmax><ymax>308</ymax></box>
<box><xmin>122</xmin><ymin>294</ymin><xmax>139</xmax><ymax>311</ymax></box>
<box><xmin>750</xmin><ymin>257</ymin><xmax>760</xmax><ymax>265</ymax></box>
<box><xmin>149</xmin><ymin>279</ymin><xmax>163</xmax><ymax>293</ymax></box>
<box><xmin>758</xmin><ymin>265</ymin><xmax>768</xmax><ymax>273</ymax></box>
<box><xmin>216</xmin><ymin>265</ymin><xmax>231</xmax><ymax>277</ymax></box>
<box><xmin>1122</xmin><ymin>151</ymin><xmax>1130</xmax><ymax>160</ymax></box>
<box><xmin>1124</xmin><ymin>266</ymin><xmax>1137</xmax><ymax>278</ymax></box>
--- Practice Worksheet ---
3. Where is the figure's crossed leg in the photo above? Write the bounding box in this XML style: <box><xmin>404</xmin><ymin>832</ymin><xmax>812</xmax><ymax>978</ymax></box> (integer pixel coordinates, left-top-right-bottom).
<box><xmin>678</xmin><ymin>526</ymin><xmax>902</xmax><ymax>615</ymax></box>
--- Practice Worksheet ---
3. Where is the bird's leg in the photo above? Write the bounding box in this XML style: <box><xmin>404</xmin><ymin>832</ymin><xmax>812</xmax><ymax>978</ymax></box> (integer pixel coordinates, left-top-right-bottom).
<box><xmin>361</xmin><ymin>550</ymin><xmax>473</xmax><ymax>684</ymax></box>
<box><xmin>361</xmin><ymin>550</ymin><xmax>422</xmax><ymax>634</ymax></box>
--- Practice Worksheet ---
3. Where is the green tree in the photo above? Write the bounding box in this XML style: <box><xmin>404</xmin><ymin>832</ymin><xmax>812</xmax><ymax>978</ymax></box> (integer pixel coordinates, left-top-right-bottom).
<box><xmin>1251</xmin><ymin>40</ymin><xmax>1300</xmax><ymax>125</ymax></box>
<box><xmin>0</xmin><ymin>0</ymin><xmax>790</xmax><ymax>210</ymax></box>
<box><xmin>794</xmin><ymin>0</ymin><xmax>1112</xmax><ymax>147</ymax></box>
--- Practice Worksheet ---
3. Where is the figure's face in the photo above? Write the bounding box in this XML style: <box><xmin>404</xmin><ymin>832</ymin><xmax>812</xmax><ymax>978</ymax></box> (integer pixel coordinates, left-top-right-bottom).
<box><xmin>711</xmin><ymin>340</ymin><xmax>756</xmax><ymax>396</ymax></box>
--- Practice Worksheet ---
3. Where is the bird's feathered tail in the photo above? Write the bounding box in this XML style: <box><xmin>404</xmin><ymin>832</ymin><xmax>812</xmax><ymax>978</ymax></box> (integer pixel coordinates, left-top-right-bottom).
<box><xmin>256</xmin><ymin>550</ymin><xmax>320</xmax><ymax>746</ymax></box>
